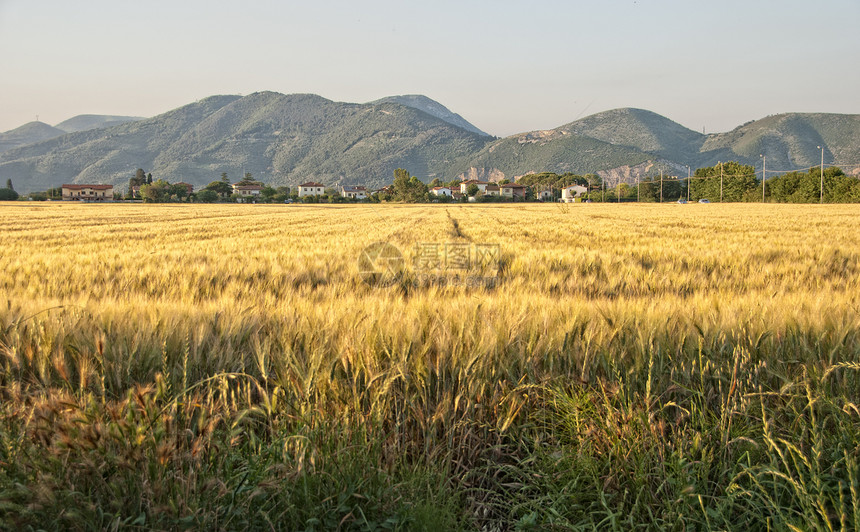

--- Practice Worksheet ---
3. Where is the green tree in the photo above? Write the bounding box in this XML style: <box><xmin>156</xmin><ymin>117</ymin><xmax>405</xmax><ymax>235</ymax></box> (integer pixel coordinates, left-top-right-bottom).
<box><xmin>392</xmin><ymin>169</ymin><xmax>427</xmax><ymax>202</ymax></box>
<box><xmin>168</xmin><ymin>183</ymin><xmax>189</xmax><ymax>201</ymax></box>
<box><xmin>140</xmin><ymin>179</ymin><xmax>170</xmax><ymax>203</ymax></box>
<box><xmin>765</xmin><ymin>167</ymin><xmax>853</xmax><ymax>203</ymax></box>
<box><xmin>691</xmin><ymin>161</ymin><xmax>757</xmax><ymax>202</ymax></box>
<box><xmin>196</xmin><ymin>189</ymin><xmax>218</xmax><ymax>203</ymax></box>
<box><xmin>260</xmin><ymin>186</ymin><xmax>277</xmax><ymax>201</ymax></box>
<box><xmin>466</xmin><ymin>184</ymin><xmax>479</xmax><ymax>197</ymax></box>
<box><xmin>205</xmin><ymin>180</ymin><xmax>233</xmax><ymax>197</ymax></box>
<box><xmin>220</xmin><ymin>172</ymin><xmax>229</xmax><ymax>183</ymax></box>
<box><xmin>236</xmin><ymin>172</ymin><xmax>262</xmax><ymax>186</ymax></box>
<box><xmin>6</xmin><ymin>179</ymin><xmax>13</xmax><ymax>191</ymax></box>
<box><xmin>129</xmin><ymin>169</ymin><xmax>147</xmax><ymax>197</ymax></box>
<box><xmin>0</xmin><ymin>188</ymin><xmax>19</xmax><ymax>201</ymax></box>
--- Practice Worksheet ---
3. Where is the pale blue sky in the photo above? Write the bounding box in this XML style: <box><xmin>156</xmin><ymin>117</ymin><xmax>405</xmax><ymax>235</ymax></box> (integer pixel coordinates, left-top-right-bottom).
<box><xmin>1</xmin><ymin>0</ymin><xmax>858</xmax><ymax>136</ymax></box>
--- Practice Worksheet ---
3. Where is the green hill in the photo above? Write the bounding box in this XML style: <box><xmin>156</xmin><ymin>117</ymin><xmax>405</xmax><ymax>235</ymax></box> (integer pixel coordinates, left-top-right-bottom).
<box><xmin>0</xmin><ymin>93</ymin><xmax>490</xmax><ymax>193</ymax></box>
<box><xmin>453</xmin><ymin>110</ymin><xmax>860</xmax><ymax>184</ymax></box>
<box><xmin>2</xmin><ymin>94</ymin><xmax>858</xmax><ymax>194</ymax></box>
<box><xmin>449</xmin><ymin>108</ymin><xmax>704</xmax><ymax>182</ymax></box>
<box><xmin>0</xmin><ymin>122</ymin><xmax>65</xmax><ymax>154</ymax></box>
<box><xmin>54</xmin><ymin>114</ymin><xmax>145</xmax><ymax>133</ymax></box>
<box><xmin>700</xmin><ymin>113</ymin><xmax>860</xmax><ymax>171</ymax></box>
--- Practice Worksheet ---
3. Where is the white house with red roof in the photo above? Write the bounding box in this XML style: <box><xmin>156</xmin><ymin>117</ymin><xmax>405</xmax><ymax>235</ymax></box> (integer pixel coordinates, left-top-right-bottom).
<box><xmin>460</xmin><ymin>179</ymin><xmax>490</xmax><ymax>194</ymax></box>
<box><xmin>298</xmin><ymin>182</ymin><xmax>326</xmax><ymax>197</ymax></box>
<box><xmin>341</xmin><ymin>185</ymin><xmax>367</xmax><ymax>199</ymax></box>
<box><xmin>430</xmin><ymin>186</ymin><xmax>452</xmax><ymax>197</ymax></box>
<box><xmin>232</xmin><ymin>183</ymin><xmax>263</xmax><ymax>198</ymax></box>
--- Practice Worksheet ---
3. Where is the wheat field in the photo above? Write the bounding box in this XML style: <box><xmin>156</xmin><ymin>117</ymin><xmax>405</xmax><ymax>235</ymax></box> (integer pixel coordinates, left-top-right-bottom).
<box><xmin>1</xmin><ymin>202</ymin><xmax>859</xmax><ymax>530</ymax></box>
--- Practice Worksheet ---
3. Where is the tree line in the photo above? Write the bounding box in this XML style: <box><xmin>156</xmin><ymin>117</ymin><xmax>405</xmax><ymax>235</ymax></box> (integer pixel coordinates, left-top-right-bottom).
<box><xmin>585</xmin><ymin>163</ymin><xmax>860</xmax><ymax>203</ymax></box>
<box><xmin>6</xmin><ymin>163</ymin><xmax>860</xmax><ymax>203</ymax></box>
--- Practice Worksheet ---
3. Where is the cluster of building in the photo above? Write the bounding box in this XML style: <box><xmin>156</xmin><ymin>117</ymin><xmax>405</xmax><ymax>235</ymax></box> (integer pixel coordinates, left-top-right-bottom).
<box><xmin>294</xmin><ymin>179</ymin><xmax>589</xmax><ymax>202</ymax></box>
<box><xmin>432</xmin><ymin>180</ymin><xmax>588</xmax><ymax>202</ymax></box>
<box><xmin>58</xmin><ymin>179</ymin><xmax>591</xmax><ymax>203</ymax></box>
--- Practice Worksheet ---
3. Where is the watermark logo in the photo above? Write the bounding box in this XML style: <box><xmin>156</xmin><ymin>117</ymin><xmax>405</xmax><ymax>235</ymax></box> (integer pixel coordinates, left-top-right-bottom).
<box><xmin>358</xmin><ymin>241</ymin><xmax>406</xmax><ymax>287</ymax></box>
<box><xmin>359</xmin><ymin>241</ymin><xmax>501</xmax><ymax>288</ymax></box>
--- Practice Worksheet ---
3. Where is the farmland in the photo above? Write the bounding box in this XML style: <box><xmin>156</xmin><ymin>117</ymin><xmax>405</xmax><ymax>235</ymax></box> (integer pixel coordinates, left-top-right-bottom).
<box><xmin>1</xmin><ymin>202</ymin><xmax>860</xmax><ymax>530</ymax></box>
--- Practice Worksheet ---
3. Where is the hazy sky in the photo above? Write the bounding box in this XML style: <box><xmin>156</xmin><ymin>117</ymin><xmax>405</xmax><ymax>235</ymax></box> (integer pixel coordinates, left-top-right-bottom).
<box><xmin>1</xmin><ymin>0</ymin><xmax>858</xmax><ymax>136</ymax></box>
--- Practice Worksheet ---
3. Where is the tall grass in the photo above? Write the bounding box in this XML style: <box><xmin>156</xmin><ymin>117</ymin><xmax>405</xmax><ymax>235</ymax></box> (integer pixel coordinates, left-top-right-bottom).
<box><xmin>1</xmin><ymin>202</ymin><xmax>859</xmax><ymax>529</ymax></box>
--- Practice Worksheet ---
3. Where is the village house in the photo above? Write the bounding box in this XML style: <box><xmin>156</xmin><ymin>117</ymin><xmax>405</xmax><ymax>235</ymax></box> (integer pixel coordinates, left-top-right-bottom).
<box><xmin>535</xmin><ymin>189</ymin><xmax>553</xmax><ymax>201</ymax></box>
<box><xmin>341</xmin><ymin>185</ymin><xmax>367</xmax><ymax>199</ymax></box>
<box><xmin>561</xmin><ymin>184</ymin><xmax>588</xmax><ymax>203</ymax></box>
<box><xmin>430</xmin><ymin>186</ymin><xmax>452</xmax><ymax>197</ymax></box>
<box><xmin>484</xmin><ymin>184</ymin><xmax>501</xmax><ymax>197</ymax></box>
<box><xmin>500</xmin><ymin>183</ymin><xmax>528</xmax><ymax>199</ymax></box>
<box><xmin>460</xmin><ymin>180</ymin><xmax>489</xmax><ymax>194</ymax></box>
<box><xmin>298</xmin><ymin>182</ymin><xmax>326</xmax><ymax>197</ymax></box>
<box><xmin>62</xmin><ymin>184</ymin><xmax>114</xmax><ymax>201</ymax></box>
<box><xmin>175</xmin><ymin>182</ymin><xmax>194</xmax><ymax>195</ymax></box>
<box><xmin>232</xmin><ymin>183</ymin><xmax>263</xmax><ymax>198</ymax></box>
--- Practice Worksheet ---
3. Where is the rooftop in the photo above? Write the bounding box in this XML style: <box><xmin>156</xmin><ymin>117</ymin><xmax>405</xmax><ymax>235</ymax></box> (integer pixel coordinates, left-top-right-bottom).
<box><xmin>62</xmin><ymin>184</ymin><xmax>113</xmax><ymax>190</ymax></box>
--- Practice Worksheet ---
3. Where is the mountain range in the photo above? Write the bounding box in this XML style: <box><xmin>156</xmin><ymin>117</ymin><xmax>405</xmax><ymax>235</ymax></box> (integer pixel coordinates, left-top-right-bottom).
<box><xmin>0</xmin><ymin>115</ymin><xmax>144</xmax><ymax>155</ymax></box>
<box><xmin>1</xmin><ymin>93</ymin><xmax>858</xmax><ymax>194</ymax></box>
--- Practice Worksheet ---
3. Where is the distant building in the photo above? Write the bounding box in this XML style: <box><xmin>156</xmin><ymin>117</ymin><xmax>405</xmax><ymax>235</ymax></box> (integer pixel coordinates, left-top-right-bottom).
<box><xmin>341</xmin><ymin>185</ymin><xmax>367</xmax><ymax>199</ymax></box>
<box><xmin>535</xmin><ymin>189</ymin><xmax>553</xmax><ymax>202</ymax></box>
<box><xmin>430</xmin><ymin>186</ymin><xmax>452</xmax><ymax>197</ymax></box>
<box><xmin>175</xmin><ymin>182</ymin><xmax>194</xmax><ymax>195</ymax></box>
<box><xmin>62</xmin><ymin>184</ymin><xmax>114</xmax><ymax>201</ymax></box>
<box><xmin>500</xmin><ymin>183</ymin><xmax>528</xmax><ymax>199</ymax></box>
<box><xmin>298</xmin><ymin>182</ymin><xmax>326</xmax><ymax>197</ymax></box>
<box><xmin>460</xmin><ymin>180</ymin><xmax>489</xmax><ymax>194</ymax></box>
<box><xmin>561</xmin><ymin>185</ymin><xmax>588</xmax><ymax>202</ymax></box>
<box><xmin>484</xmin><ymin>184</ymin><xmax>501</xmax><ymax>196</ymax></box>
<box><xmin>232</xmin><ymin>183</ymin><xmax>263</xmax><ymax>198</ymax></box>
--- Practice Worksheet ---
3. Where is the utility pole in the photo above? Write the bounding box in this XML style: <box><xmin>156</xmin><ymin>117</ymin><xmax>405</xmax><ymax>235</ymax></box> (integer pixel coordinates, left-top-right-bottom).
<box><xmin>818</xmin><ymin>145</ymin><xmax>824</xmax><ymax>203</ymax></box>
<box><xmin>686</xmin><ymin>165</ymin><xmax>690</xmax><ymax>201</ymax></box>
<box><xmin>720</xmin><ymin>161</ymin><xmax>724</xmax><ymax>202</ymax></box>
<box><xmin>760</xmin><ymin>155</ymin><xmax>766</xmax><ymax>202</ymax></box>
<box><xmin>660</xmin><ymin>170</ymin><xmax>663</xmax><ymax>203</ymax></box>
